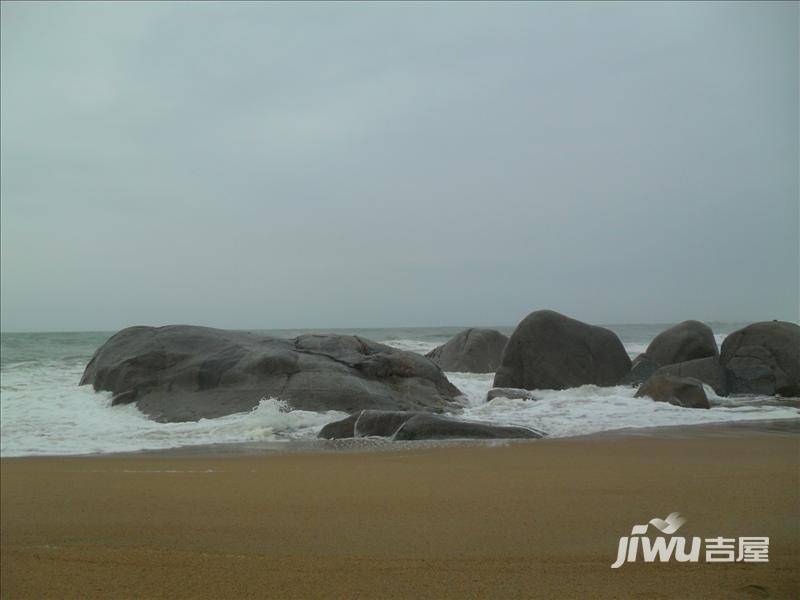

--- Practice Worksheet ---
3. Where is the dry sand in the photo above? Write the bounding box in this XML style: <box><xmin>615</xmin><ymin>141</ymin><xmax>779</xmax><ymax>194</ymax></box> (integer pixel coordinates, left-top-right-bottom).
<box><xmin>2</xmin><ymin>427</ymin><xmax>798</xmax><ymax>599</ymax></box>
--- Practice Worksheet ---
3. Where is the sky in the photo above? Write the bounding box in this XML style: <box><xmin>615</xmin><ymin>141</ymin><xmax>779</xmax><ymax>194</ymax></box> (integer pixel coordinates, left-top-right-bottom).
<box><xmin>1</xmin><ymin>1</ymin><xmax>798</xmax><ymax>332</ymax></box>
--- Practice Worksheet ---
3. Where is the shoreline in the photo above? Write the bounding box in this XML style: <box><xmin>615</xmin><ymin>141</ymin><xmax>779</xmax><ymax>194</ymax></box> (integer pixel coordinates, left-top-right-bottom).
<box><xmin>3</xmin><ymin>422</ymin><xmax>798</xmax><ymax>598</ymax></box>
<box><xmin>2</xmin><ymin>416</ymin><xmax>798</xmax><ymax>461</ymax></box>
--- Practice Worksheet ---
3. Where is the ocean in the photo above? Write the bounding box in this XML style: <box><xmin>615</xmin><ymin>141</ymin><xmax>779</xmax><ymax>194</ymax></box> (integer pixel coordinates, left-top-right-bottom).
<box><xmin>1</xmin><ymin>324</ymin><xmax>797</xmax><ymax>457</ymax></box>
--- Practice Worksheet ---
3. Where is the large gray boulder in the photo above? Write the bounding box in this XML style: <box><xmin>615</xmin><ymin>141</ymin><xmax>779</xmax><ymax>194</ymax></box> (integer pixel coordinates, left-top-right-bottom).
<box><xmin>720</xmin><ymin>321</ymin><xmax>800</xmax><ymax>397</ymax></box>
<box><xmin>645</xmin><ymin>320</ymin><xmax>718</xmax><ymax>367</ymax></box>
<box><xmin>425</xmin><ymin>328</ymin><xmax>508</xmax><ymax>373</ymax></box>
<box><xmin>493</xmin><ymin>310</ymin><xmax>631</xmax><ymax>390</ymax></box>
<box><xmin>652</xmin><ymin>356</ymin><xmax>728</xmax><ymax>396</ymax></box>
<box><xmin>635</xmin><ymin>374</ymin><xmax>710</xmax><ymax>409</ymax></box>
<box><xmin>318</xmin><ymin>410</ymin><xmax>544</xmax><ymax>440</ymax></box>
<box><xmin>80</xmin><ymin>326</ymin><xmax>462</xmax><ymax>422</ymax></box>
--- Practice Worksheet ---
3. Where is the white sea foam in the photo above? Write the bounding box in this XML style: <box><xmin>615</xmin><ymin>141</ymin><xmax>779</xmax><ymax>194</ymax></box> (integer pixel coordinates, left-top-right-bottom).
<box><xmin>623</xmin><ymin>342</ymin><xmax>649</xmax><ymax>357</ymax></box>
<box><xmin>445</xmin><ymin>372</ymin><xmax>797</xmax><ymax>438</ymax></box>
<box><xmin>381</xmin><ymin>339</ymin><xmax>439</xmax><ymax>354</ymax></box>
<box><xmin>0</xmin><ymin>360</ymin><xmax>346</xmax><ymax>457</ymax></box>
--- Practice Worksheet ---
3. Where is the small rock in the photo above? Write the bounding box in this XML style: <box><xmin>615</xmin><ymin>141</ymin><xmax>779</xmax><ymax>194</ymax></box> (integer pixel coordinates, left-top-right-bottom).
<box><xmin>486</xmin><ymin>388</ymin><xmax>537</xmax><ymax>402</ymax></box>
<box><xmin>652</xmin><ymin>356</ymin><xmax>728</xmax><ymax>396</ymax></box>
<box><xmin>635</xmin><ymin>374</ymin><xmax>710</xmax><ymax>409</ymax></box>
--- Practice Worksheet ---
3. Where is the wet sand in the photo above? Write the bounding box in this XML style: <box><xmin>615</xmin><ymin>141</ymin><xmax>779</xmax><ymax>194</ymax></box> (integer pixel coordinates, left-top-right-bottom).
<box><xmin>2</xmin><ymin>425</ymin><xmax>798</xmax><ymax>599</ymax></box>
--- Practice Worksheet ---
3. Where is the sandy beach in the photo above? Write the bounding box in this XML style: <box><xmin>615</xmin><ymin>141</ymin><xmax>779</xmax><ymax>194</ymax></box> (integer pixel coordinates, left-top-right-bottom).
<box><xmin>2</xmin><ymin>424</ymin><xmax>798</xmax><ymax>599</ymax></box>
<box><xmin>3</xmin><ymin>0</ymin><xmax>798</xmax><ymax>597</ymax></box>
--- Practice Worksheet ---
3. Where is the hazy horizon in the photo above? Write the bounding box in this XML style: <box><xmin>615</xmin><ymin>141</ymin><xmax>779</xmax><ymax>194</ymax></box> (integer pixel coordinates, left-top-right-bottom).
<box><xmin>2</xmin><ymin>1</ymin><xmax>798</xmax><ymax>332</ymax></box>
<box><xmin>0</xmin><ymin>317</ymin><xmax>777</xmax><ymax>336</ymax></box>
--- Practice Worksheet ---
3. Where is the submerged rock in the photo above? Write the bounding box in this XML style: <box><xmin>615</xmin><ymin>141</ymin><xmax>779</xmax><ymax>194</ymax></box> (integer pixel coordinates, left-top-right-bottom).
<box><xmin>395</xmin><ymin>414</ymin><xmax>544</xmax><ymax>441</ymax></box>
<box><xmin>720</xmin><ymin>321</ymin><xmax>800</xmax><ymax>397</ymax></box>
<box><xmin>318</xmin><ymin>410</ymin><xmax>544</xmax><ymax>440</ymax></box>
<box><xmin>645</xmin><ymin>320</ymin><xmax>718</xmax><ymax>367</ymax></box>
<box><xmin>635</xmin><ymin>374</ymin><xmax>710</xmax><ymax>409</ymax></box>
<box><xmin>485</xmin><ymin>388</ymin><xmax>538</xmax><ymax>402</ymax></box>
<box><xmin>357</xmin><ymin>410</ymin><xmax>416</xmax><ymax>438</ymax></box>
<box><xmin>425</xmin><ymin>328</ymin><xmax>508</xmax><ymax>373</ymax></box>
<box><xmin>317</xmin><ymin>413</ymin><xmax>360</xmax><ymax>440</ymax></box>
<box><xmin>80</xmin><ymin>326</ymin><xmax>462</xmax><ymax>422</ymax></box>
<box><xmin>319</xmin><ymin>410</ymin><xmax>417</xmax><ymax>439</ymax></box>
<box><xmin>493</xmin><ymin>310</ymin><xmax>631</xmax><ymax>391</ymax></box>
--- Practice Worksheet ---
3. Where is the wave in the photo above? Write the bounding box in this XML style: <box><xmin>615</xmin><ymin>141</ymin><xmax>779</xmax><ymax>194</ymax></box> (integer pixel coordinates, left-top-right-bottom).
<box><xmin>0</xmin><ymin>364</ymin><xmax>347</xmax><ymax>457</ymax></box>
<box><xmin>446</xmin><ymin>372</ymin><xmax>798</xmax><ymax>439</ymax></box>
<box><xmin>381</xmin><ymin>339</ymin><xmax>440</xmax><ymax>354</ymax></box>
<box><xmin>385</xmin><ymin>333</ymin><xmax>730</xmax><ymax>360</ymax></box>
<box><xmin>622</xmin><ymin>334</ymin><xmax>727</xmax><ymax>358</ymax></box>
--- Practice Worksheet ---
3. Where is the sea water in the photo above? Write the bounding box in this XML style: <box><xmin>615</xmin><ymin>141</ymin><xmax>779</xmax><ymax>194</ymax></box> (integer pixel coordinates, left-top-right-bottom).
<box><xmin>1</xmin><ymin>324</ymin><xmax>797</xmax><ymax>456</ymax></box>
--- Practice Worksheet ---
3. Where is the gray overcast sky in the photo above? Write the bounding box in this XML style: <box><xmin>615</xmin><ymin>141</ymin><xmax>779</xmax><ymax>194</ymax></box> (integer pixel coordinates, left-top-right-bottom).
<box><xmin>1</xmin><ymin>1</ymin><xmax>797</xmax><ymax>332</ymax></box>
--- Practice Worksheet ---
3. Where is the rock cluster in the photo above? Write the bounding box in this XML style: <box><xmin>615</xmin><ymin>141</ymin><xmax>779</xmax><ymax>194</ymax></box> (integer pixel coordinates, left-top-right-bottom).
<box><xmin>81</xmin><ymin>317</ymin><xmax>798</xmax><ymax>431</ymax></box>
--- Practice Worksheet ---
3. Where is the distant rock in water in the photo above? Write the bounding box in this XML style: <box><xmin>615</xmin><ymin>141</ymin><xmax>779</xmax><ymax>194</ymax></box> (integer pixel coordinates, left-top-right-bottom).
<box><xmin>80</xmin><ymin>326</ymin><xmax>462</xmax><ymax>422</ymax></box>
<box><xmin>493</xmin><ymin>310</ymin><xmax>631</xmax><ymax>391</ymax></box>
<box><xmin>425</xmin><ymin>328</ymin><xmax>508</xmax><ymax>373</ymax></box>
<box><xmin>318</xmin><ymin>410</ymin><xmax>544</xmax><ymax>440</ymax></box>
<box><xmin>645</xmin><ymin>320</ymin><xmax>718</xmax><ymax>367</ymax></box>
<box><xmin>619</xmin><ymin>354</ymin><xmax>661</xmax><ymax>387</ymax></box>
<box><xmin>635</xmin><ymin>374</ymin><xmax>710</xmax><ymax>409</ymax></box>
<box><xmin>720</xmin><ymin>321</ymin><xmax>800</xmax><ymax>397</ymax></box>
<box><xmin>652</xmin><ymin>356</ymin><xmax>728</xmax><ymax>397</ymax></box>
<box><xmin>486</xmin><ymin>387</ymin><xmax>538</xmax><ymax>402</ymax></box>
